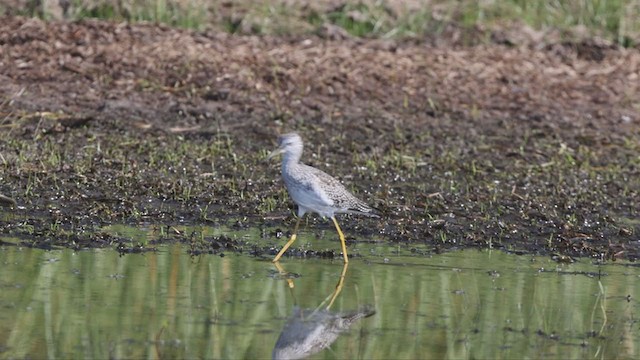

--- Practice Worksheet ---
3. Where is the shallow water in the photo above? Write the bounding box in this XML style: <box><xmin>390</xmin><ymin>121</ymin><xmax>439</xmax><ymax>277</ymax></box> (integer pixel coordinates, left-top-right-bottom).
<box><xmin>1</xmin><ymin>238</ymin><xmax>639</xmax><ymax>359</ymax></box>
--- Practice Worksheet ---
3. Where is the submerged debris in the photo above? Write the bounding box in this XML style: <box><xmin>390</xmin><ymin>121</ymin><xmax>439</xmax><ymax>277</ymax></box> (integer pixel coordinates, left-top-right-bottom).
<box><xmin>187</xmin><ymin>235</ymin><xmax>241</xmax><ymax>256</ymax></box>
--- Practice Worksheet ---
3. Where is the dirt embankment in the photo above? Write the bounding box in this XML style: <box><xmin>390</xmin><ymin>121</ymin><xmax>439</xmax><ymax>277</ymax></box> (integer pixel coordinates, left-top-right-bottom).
<box><xmin>1</xmin><ymin>17</ymin><xmax>639</xmax><ymax>260</ymax></box>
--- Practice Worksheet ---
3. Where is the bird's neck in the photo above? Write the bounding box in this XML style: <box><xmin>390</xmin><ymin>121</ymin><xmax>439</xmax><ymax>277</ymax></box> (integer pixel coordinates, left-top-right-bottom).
<box><xmin>282</xmin><ymin>147</ymin><xmax>303</xmax><ymax>169</ymax></box>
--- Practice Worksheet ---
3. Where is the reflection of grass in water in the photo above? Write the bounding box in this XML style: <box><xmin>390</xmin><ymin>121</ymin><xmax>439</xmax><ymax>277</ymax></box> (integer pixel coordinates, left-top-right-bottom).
<box><xmin>358</xmin><ymin>253</ymin><xmax>636</xmax><ymax>359</ymax></box>
<box><xmin>593</xmin><ymin>281</ymin><xmax>607</xmax><ymax>336</ymax></box>
<box><xmin>2</xmin><ymin>245</ymin><xmax>639</xmax><ymax>358</ymax></box>
<box><xmin>3</xmin><ymin>247</ymin><xmax>275</xmax><ymax>358</ymax></box>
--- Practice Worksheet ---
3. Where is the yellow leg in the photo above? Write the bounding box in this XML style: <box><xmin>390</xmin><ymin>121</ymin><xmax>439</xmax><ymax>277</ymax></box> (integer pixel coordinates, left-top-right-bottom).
<box><xmin>273</xmin><ymin>261</ymin><xmax>295</xmax><ymax>289</ymax></box>
<box><xmin>327</xmin><ymin>261</ymin><xmax>349</xmax><ymax>309</ymax></box>
<box><xmin>331</xmin><ymin>216</ymin><xmax>349</xmax><ymax>263</ymax></box>
<box><xmin>273</xmin><ymin>216</ymin><xmax>302</xmax><ymax>262</ymax></box>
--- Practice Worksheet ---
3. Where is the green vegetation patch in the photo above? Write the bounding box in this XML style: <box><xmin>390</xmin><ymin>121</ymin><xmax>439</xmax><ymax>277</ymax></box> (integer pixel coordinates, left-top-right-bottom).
<box><xmin>2</xmin><ymin>0</ymin><xmax>639</xmax><ymax>46</ymax></box>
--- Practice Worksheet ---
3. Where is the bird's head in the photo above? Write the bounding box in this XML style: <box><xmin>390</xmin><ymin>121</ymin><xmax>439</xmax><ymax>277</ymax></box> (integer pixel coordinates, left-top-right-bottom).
<box><xmin>267</xmin><ymin>132</ymin><xmax>303</xmax><ymax>160</ymax></box>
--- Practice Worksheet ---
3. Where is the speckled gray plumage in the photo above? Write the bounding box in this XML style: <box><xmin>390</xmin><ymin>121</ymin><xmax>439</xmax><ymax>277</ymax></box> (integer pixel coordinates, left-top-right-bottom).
<box><xmin>271</xmin><ymin>133</ymin><xmax>378</xmax><ymax>219</ymax></box>
<box><xmin>272</xmin><ymin>305</ymin><xmax>375</xmax><ymax>360</ymax></box>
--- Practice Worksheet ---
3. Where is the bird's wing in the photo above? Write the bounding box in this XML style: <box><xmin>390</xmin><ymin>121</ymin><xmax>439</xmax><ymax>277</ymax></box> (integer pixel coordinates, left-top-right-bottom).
<box><xmin>305</xmin><ymin>166</ymin><xmax>378</xmax><ymax>217</ymax></box>
<box><xmin>285</xmin><ymin>164</ymin><xmax>335</xmax><ymax>206</ymax></box>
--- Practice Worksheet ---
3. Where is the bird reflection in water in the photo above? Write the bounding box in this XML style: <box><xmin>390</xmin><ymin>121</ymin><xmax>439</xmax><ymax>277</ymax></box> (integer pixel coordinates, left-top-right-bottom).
<box><xmin>272</xmin><ymin>262</ymin><xmax>375</xmax><ymax>360</ymax></box>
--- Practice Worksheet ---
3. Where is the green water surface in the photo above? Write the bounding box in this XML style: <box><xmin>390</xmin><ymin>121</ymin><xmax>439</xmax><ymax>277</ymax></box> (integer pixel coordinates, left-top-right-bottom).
<box><xmin>1</xmin><ymin>241</ymin><xmax>639</xmax><ymax>359</ymax></box>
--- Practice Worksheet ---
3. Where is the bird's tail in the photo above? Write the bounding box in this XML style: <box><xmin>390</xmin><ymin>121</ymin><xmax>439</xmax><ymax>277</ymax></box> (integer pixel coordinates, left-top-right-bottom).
<box><xmin>347</xmin><ymin>202</ymin><xmax>381</xmax><ymax>218</ymax></box>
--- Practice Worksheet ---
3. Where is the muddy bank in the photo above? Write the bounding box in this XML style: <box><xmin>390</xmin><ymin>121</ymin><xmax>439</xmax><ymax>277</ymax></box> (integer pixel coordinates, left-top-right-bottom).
<box><xmin>0</xmin><ymin>17</ymin><xmax>639</xmax><ymax>260</ymax></box>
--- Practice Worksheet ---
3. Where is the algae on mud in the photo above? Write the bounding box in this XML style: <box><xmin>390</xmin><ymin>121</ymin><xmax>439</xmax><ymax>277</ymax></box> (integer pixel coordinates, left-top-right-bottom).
<box><xmin>0</xmin><ymin>16</ymin><xmax>639</xmax><ymax>260</ymax></box>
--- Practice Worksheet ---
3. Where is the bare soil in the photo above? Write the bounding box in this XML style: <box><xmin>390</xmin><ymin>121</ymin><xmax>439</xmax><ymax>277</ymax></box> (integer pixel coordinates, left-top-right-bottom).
<box><xmin>1</xmin><ymin>16</ymin><xmax>639</xmax><ymax>261</ymax></box>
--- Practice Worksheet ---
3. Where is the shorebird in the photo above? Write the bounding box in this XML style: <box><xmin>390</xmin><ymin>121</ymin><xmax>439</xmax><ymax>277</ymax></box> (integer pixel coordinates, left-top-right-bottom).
<box><xmin>267</xmin><ymin>132</ymin><xmax>379</xmax><ymax>263</ymax></box>
<box><xmin>272</xmin><ymin>304</ymin><xmax>375</xmax><ymax>359</ymax></box>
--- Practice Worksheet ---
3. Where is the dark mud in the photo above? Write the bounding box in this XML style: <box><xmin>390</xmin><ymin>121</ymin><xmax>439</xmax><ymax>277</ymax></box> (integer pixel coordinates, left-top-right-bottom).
<box><xmin>1</xmin><ymin>17</ymin><xmax>639</xmax><ymax>260</ymax></box>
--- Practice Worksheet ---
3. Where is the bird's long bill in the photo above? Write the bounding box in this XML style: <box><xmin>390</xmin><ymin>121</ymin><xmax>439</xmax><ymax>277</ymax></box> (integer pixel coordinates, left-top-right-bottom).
<box><xmin>267</xmin><ymin>147</ymin><xmax>284</xmax><ymax>160</ymax></box>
